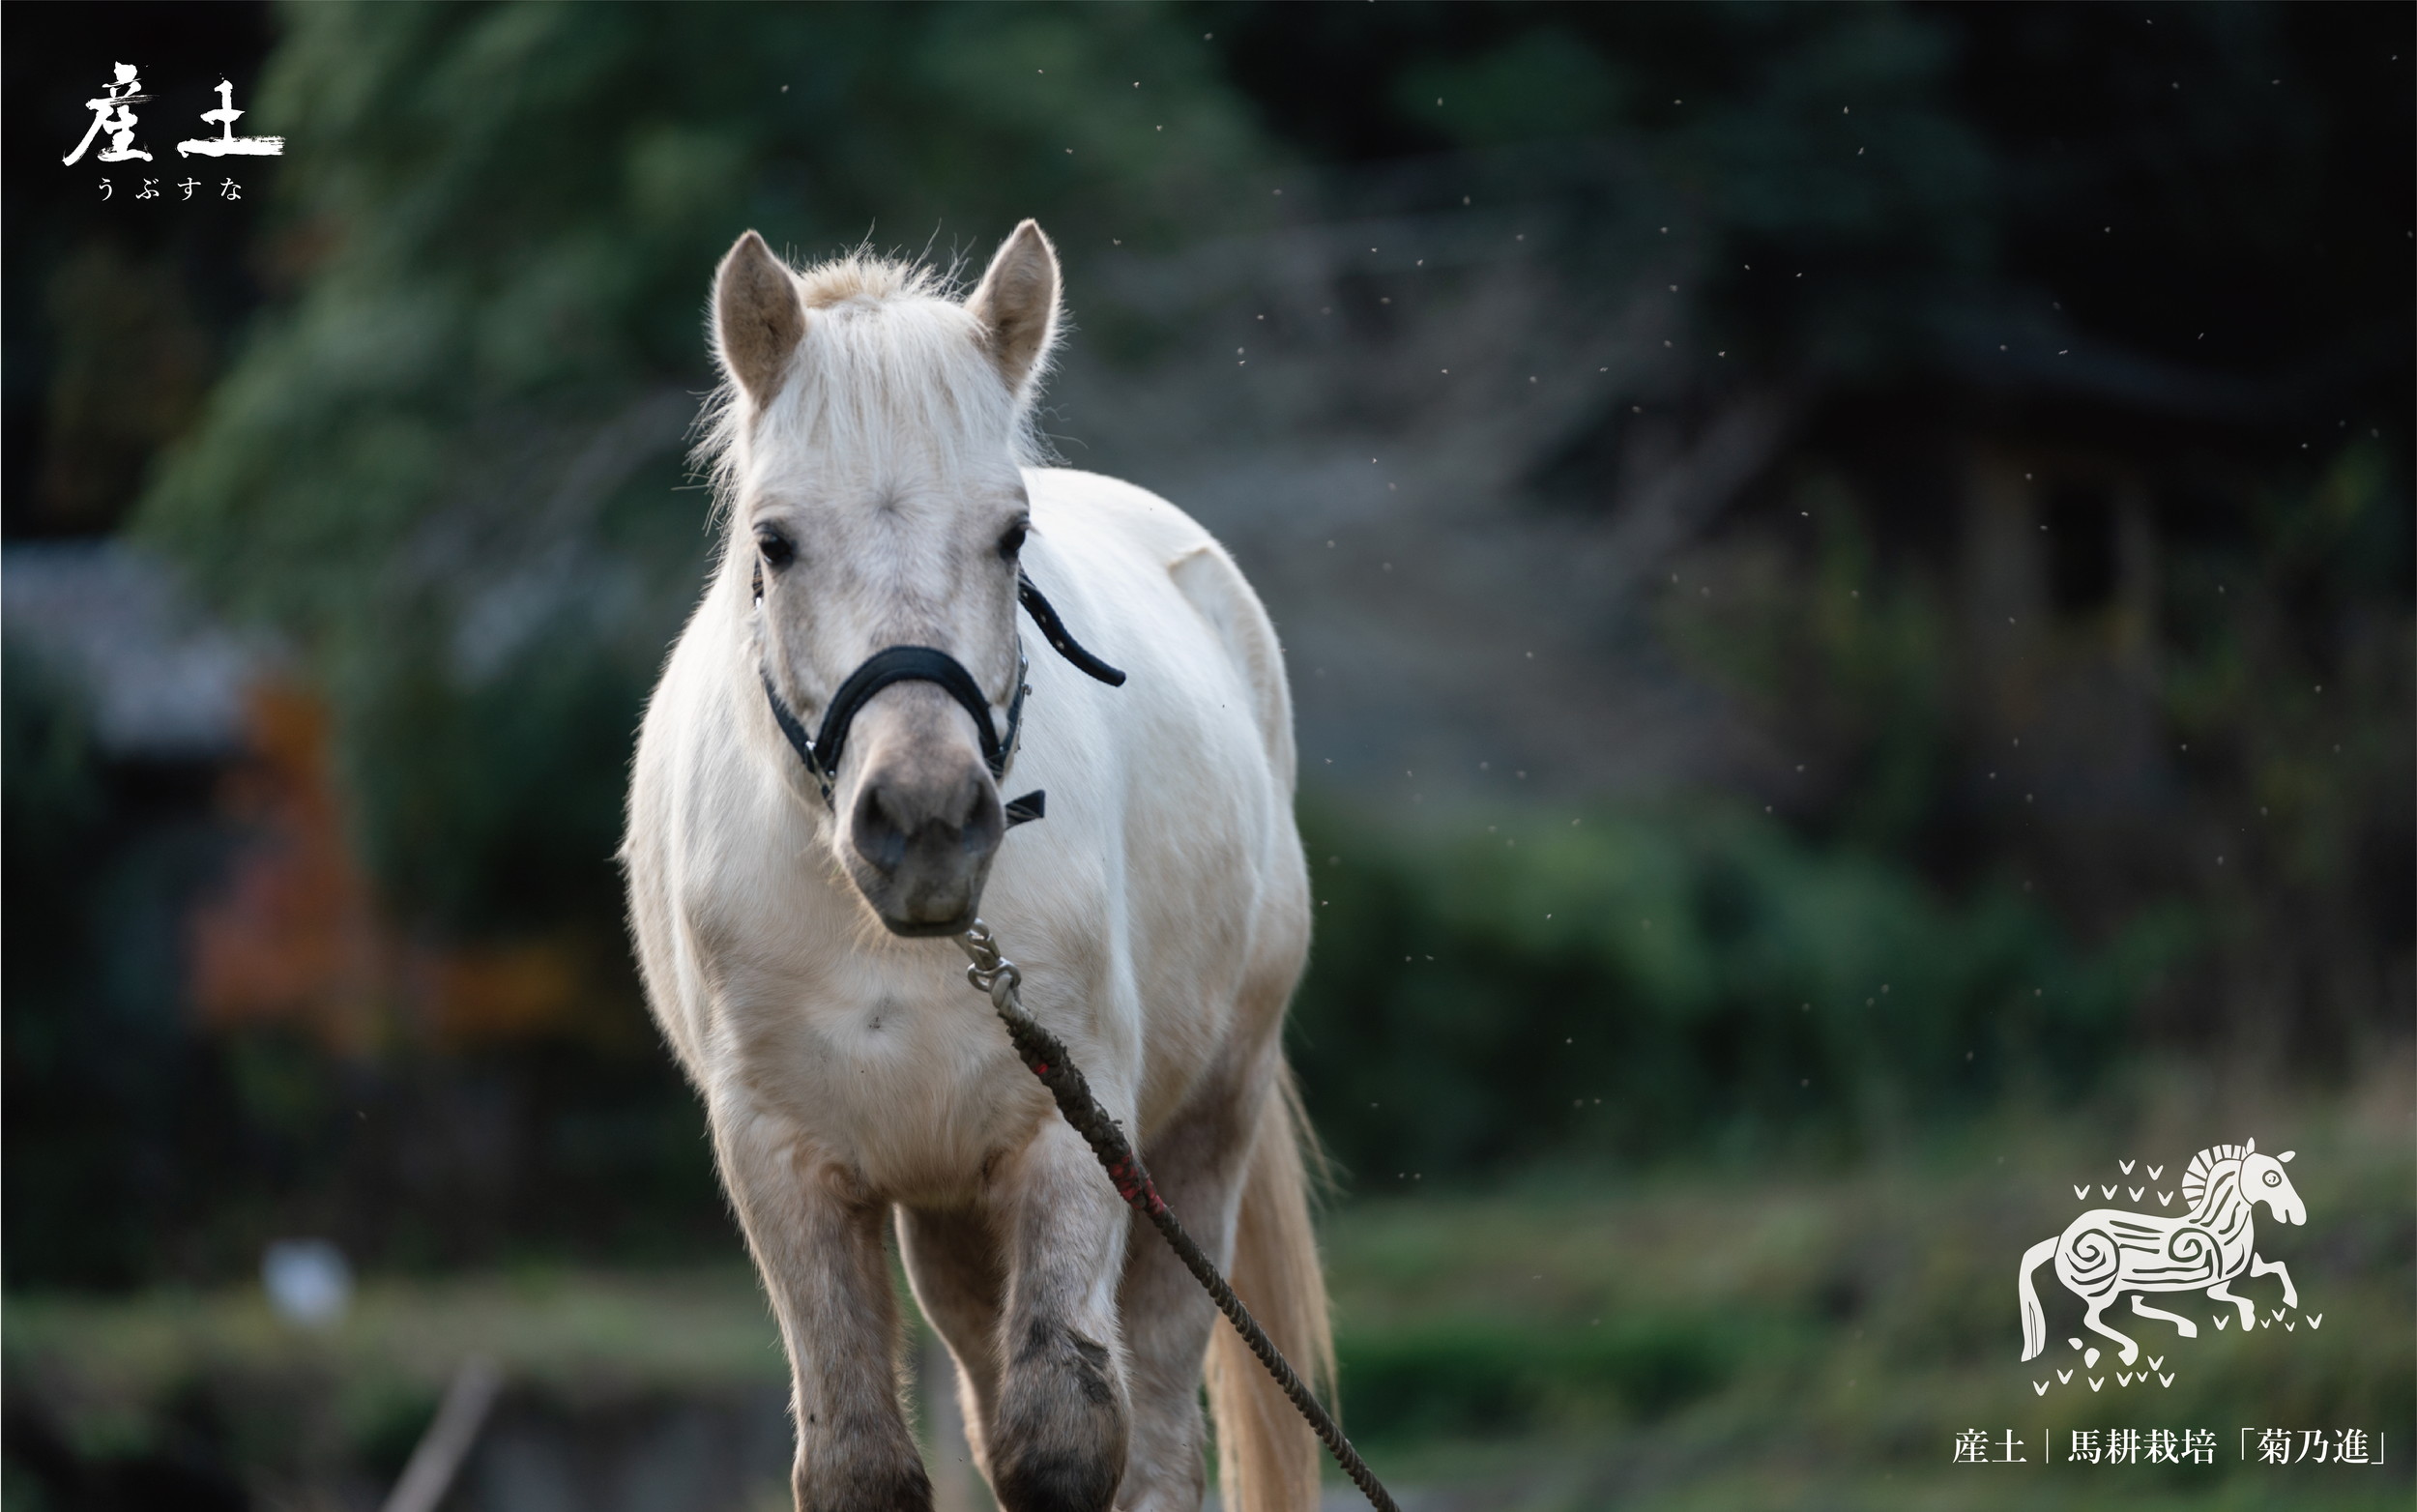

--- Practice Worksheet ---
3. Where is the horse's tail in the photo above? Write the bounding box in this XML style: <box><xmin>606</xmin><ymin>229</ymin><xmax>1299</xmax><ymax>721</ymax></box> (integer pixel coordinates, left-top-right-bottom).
<box><xmin>2019</xmin><ymin>1237</ymin><xmax>2060</xmax><ymax>1362</ymax></box>
<box><xmin>1206</xmin><ymin>1065</ymin><xmax>1333</xmax><ymax>1512</ymax></box>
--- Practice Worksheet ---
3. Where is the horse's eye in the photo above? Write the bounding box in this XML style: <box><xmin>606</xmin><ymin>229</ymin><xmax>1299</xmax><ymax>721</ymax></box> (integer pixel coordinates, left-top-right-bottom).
<box><xmin>2265</xmin><ymin>1171</ymin><xmax>2279</xmax><ymax>1184</ymax></box>
<box><xmin>757</xmin><ymin>528</ymin><xmax>796</xmax><ymax>570</ymax></box>
<box><xmin>997</xmin><ymin>520</ymin><xmax>1029</xmax><ymax>560</ymax></box>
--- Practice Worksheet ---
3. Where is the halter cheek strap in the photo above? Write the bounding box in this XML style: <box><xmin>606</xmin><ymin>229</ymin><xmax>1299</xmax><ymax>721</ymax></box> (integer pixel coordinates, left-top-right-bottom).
<box><xmin>758</xmin><ymin>568</ymin><xmax>1123</xmax><ymax>827</ymax></box>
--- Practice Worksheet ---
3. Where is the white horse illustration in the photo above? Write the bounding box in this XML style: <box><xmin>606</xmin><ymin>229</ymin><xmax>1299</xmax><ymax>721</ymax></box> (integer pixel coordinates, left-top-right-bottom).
<box><xmin>2019</xmin><ymin>1140</ymin><xmax>2306</xmax><ymax>1365</ymax></box>
<box><xmin>623</xmin><ymin>222</ymin><xmax>1325</xmax><ymax>1512</ymax></box>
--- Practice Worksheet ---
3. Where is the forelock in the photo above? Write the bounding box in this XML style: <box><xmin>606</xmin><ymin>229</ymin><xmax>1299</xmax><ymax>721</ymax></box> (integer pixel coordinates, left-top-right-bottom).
<box><xmin>692</xmin><ymin>250</ymin><xmax>1046</xmax><ymax>524</ymax></box>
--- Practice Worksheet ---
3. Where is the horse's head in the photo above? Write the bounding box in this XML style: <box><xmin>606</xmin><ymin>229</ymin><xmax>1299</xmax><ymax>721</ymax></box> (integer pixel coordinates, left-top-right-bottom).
<box><xmin>2240</xmin><ymin>1142</ymin><xmax>2306</xmax><ymax>1226</ymax></box>
<box><xmin>708</xmin><ymin>222</ymin><xmax>1062</xmax><ymax>936</ymax></box>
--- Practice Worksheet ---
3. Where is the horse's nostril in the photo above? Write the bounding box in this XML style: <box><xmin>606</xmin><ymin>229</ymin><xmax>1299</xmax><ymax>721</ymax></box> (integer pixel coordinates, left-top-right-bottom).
<box><xmin>851</xmin><ymin>782</ymin><xmax>909</xmax><ymax>874</ymax></box>
<box><xmin>947</xmin><ymin>772</ymin><xmax>1003</xmax><ymax>856</ymax></box>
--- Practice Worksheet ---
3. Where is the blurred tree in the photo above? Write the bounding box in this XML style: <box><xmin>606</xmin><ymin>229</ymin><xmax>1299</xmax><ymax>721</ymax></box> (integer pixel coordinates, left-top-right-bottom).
<box><xmin>1208</xmin><ymin>2</ymin><xmax>2410</xmax><ymax>418</ymax></box>
<box><xmin>2156</xmin><ymin>444</ymin><xmax>2415</xmax><ymax>1064</ymax></box>
<box><xmin>1204</xmin><ymin>0</ymin><xmax>2411</xmax><ymax>1072</ymax></box>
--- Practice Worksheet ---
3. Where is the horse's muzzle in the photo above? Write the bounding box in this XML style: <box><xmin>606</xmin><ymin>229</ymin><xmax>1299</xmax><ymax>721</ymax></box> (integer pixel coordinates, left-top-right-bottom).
<box><xmin>843</xmin><ymin>754</ymin><xmax>1005</xmax><ymax>936</ymax></box>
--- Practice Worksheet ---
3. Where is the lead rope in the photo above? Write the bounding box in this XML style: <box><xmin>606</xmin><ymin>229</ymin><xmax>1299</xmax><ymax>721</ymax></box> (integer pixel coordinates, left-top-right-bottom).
<box><xmin>953</xmin><ymin>921</ymin><xmax>1401</xmax><ymax>1512</ymax></box>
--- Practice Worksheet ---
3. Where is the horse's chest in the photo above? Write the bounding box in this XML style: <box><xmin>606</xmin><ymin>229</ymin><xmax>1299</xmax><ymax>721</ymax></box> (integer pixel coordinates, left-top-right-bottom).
<box><xmin>720</xmin><ymin>976</ymin><xmax>1039</xmax><ymax>1201</ymax></box>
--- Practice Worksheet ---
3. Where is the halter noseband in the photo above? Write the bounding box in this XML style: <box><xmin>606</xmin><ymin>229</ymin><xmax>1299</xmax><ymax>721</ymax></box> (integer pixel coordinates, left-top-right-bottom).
<box><xmin>758</xmin><ymin>567</ymin><xmax>1125</xmax><ymax>827</ymax></box>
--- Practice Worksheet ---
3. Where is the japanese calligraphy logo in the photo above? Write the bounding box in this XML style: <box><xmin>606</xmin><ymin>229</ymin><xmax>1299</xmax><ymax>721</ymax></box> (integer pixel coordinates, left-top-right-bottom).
<box><xmin>2018</xmin><ymin>1140</ymin><xmax>2310</xmax><ymax>1391</ymax></box>
<box><xmin>63</xmin><ymin>64</ymin><xmax>281</xmax><ymax>170</ymax></box>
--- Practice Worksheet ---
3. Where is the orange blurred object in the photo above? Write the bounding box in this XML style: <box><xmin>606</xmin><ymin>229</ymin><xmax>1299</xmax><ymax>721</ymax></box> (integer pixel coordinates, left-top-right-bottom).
<box><xmin>189</xmin><ymin>683</ymin><xmax>385</xmax><ymax>1053</ymax></box>
<box><xmin>189</xmin><ymin>682</ymin><xmax>583</xmax><ymax>1053</ymax></box>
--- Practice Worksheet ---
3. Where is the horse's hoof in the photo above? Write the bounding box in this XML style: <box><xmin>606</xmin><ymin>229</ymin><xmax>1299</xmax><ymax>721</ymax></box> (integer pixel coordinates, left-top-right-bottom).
<box><xmin>993</xmin><ymin>1448</ymin><xmax>1122</xmax><ymax>1512</ymax></box>
<box><xmin>992</xmin><ymin>1322</ymin><xmax>1128</xmax><ymax>1512</ymax></box>
<box><xmin>794</xmin><ymin>1460</ymin><xmax>934</xmax><ymax>1512</ymax></box>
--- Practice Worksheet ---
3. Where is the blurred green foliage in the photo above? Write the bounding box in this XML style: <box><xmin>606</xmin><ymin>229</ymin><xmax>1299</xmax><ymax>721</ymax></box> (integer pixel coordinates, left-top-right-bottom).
<box><xmin>1645</xmin><ymin>442</ymin><xmax>2412</xmax><ymax>1067</ymax></box>
<box><xmin>1339</xmin><ymin>1309</ymin><xmax>1762</xmax><ymax>1439</ymax></box>
<box><xmin>1221</xmin><ymin>3</ymin><xmax>2410</xmax><ymax>389</ymax></box>
<box><xmin>1391</xmin><ymin>5</ymin><xmax>1995</xmax><ymax>371</ymax></box>
<box><xmin>1291</xmin><ymin>799</ymin><xmax>2194</xmax><ymax>1180</ymax></box>
<box><xmin>2157</xmin><ymin>444</ymin><xmax>2416</xmax><ymax>1061</ymax></box>
<box><xmin>1657</xmin><ymin>483</ymin><xmax>1957</xmax><ymax>855</ymax></box>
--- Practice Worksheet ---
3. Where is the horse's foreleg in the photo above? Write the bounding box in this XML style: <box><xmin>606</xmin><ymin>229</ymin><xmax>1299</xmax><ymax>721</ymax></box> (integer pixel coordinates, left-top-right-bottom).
<box><xmin>2204</xmin><ymin>1279</ymin><xmax>2257</xmax><ymax>1328</ymax></box>
<box><xmin>2129</xmin><ymin>1293</ymin><xmax>2199</xmax><ymax>1338</ymax></box>
<box><xmin>2249</xmin><ymin>1253</ymin><xmax>2299</xmax><ymax>1310</ymax></box>
<box><xmin>716</xmin><ymin>1100</ymin><xmax>930</xmax><ymax>1512</ymax></box>
<box><xmin>991</xmin><ymin>1116</ymin><xmax>1134</xmax><ymax>1512</ymax></box>
<box><xmin>2082</xmin><ymin>1294</ymin><xmax>2140</xmax><ymax>1365</ymax></box>
<box><xmin>1111</xmin><ymin>1090</ymin><xmax>1255</xmax><ymax>1512</ymax></box>
<box><xmin>897</xmin><ymin>1204</ymin><xmax>1007</xmax><ymax>1484</ymax></box>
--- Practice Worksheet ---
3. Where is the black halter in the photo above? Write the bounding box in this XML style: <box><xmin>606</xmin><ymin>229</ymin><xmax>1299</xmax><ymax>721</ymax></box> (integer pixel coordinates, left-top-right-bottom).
<box><xmin>758</xmin><ymin>567</ymin><xmax>1125</xmax><ymax>826</ymax></box>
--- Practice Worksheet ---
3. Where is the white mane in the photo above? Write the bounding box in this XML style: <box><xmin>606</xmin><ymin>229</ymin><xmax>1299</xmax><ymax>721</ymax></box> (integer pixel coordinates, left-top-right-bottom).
<box><xmin>2181</xmin><ymin>1142</ymin><xmax>2251</xmax><ymax>1208</ymax></box>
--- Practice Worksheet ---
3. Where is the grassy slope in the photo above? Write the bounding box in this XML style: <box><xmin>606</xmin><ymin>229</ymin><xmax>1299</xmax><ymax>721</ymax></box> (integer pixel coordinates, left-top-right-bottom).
<box><xmin>6</xmin><ymin>1063</ymin><xmax>2409</xmax><ymax>1510</ymax></box>
<box><xmin>1320</xmin><ymin>1059</ymin><xmax>2414</xmax><ymax>1509</ymax></box>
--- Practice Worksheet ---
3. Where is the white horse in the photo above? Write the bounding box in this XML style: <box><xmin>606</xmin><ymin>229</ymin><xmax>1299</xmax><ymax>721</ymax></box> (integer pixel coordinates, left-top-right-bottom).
<box><xmin>621</xmin><ymin>222</ymin><xmax>1325</xmax><ymax>1512</ymax></box>
<box><xmin>2019</xmin><ymin>1140</ymin><xmax>2306</xmax><ymax>1366</ymax></box>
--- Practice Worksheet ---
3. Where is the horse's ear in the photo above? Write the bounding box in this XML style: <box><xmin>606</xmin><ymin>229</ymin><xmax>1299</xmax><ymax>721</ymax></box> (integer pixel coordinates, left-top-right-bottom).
<box><xmin>2280</xmin><ymin>1150</ymin><xmax>2295</xmax><ymax>1162</ymax></box>
<box><xmin>713</xmin><ymin>229</ymin><xmax>804</xmax><ymax>407</ymax></box>
<box><xmin>967</xmin><ymin>219</ymin><xmax>1061</xmax><ymax>402</ymax></box>
<box><xmin>2244</xmin><ymin>1138</ymin><xmax>2256</xmax><ymax>1153</ymax></box>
